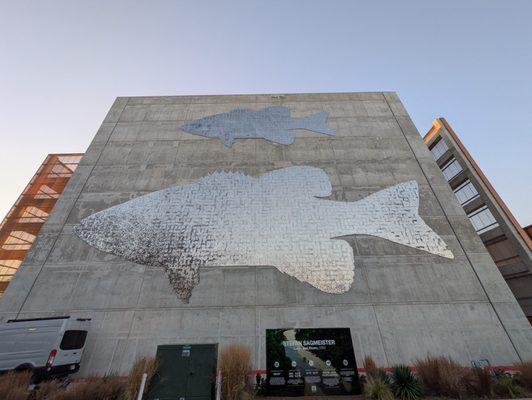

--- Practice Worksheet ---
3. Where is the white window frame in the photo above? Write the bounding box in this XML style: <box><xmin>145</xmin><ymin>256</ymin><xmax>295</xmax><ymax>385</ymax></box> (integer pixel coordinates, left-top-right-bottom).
<box><xmin>430</xmin><ymin>139</ymin><xmax>448</xmax><ymax>160</ymax></box>
<box><xmin>453</xmin><ymin>179</ymin><xmax>480</xmax><ymax>206</ymax></box>
<box><xmin>468</xmin><ymin>206</ymin><xmax>499</xmax><ymax>234</ymax></box>
<box><xmin>441</xmin><ymin>157</ymin><xmax>462</xmax><ymax>181</ymax></box>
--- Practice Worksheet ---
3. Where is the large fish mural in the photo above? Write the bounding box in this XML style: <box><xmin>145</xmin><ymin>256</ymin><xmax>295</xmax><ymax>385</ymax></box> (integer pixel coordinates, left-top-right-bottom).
<box><xmin>75</xmin><ymin>166</ymin><xmax>454</xmax><ymax>302</ymax></box>
<box><xmin>181</xmin><ymin>106</ymin><xmax>334</xmax><ymax>147</ymax></box>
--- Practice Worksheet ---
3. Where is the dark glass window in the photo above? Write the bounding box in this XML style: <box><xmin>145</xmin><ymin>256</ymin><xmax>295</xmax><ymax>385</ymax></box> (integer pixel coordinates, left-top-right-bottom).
<box><xmin>60</xmin><ymin>330</ymin><xmax>87</xmax><ymax>350</ymax></box>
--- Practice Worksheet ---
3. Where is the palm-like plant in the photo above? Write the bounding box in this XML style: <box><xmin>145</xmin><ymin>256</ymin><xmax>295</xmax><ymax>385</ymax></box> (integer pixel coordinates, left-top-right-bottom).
<box><xmin>494</xmin><ymin>374</ymin><xmax>524</xmax><ymax>399</ymax></box>
<box><xmin>363</xmin><ymin>355</ymin><xmax>391</xmax><ymax>385</ymax></box>
<box><xmin>375</xmin><ymin>368</ymin><xmax>391</xmax><ymax>386</ymax></box>
<box><xmin>363</xmin><ymin>377</ymin><xmax>394</xmax><ymax>400</ymax></box>
<box><xmin>391</xmin><ymin>365</ymin><xmax>423</xmax><ymax>400</ymax></box>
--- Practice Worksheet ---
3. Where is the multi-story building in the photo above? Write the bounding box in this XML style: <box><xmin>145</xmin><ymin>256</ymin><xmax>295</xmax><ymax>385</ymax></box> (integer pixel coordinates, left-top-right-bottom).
<box><xmin>0</xmin><ymin>154</ymin><xmax>83</xmax><ymax>296</ymax></box>
<box><xmin>424</xmin><ymin>118</ymin><xmax>532</xmax><ymax>322</ymax></box>
<box><xmin>0</xmin><ymin>94</ymin><xmax>530</xmax><ymax>379</ymax></box>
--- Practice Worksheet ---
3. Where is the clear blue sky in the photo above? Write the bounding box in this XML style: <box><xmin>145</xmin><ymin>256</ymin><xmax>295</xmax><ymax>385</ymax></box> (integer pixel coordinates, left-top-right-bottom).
<box><xmin>1</xmin><ymin>0</ymin><xmax>531</xmax><ymax>225</ymax></box>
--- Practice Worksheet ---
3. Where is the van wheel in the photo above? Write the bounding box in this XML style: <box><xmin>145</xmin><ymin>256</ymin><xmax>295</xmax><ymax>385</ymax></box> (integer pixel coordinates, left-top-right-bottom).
<box><xmin>15</xmin><ymin>364</ymin><xmax>40</xmax><ymax>383</ymax></box>
<box><xmin>14</xmin><ymin>364</ymin><xmax>33</xmax><ymax>373</ymax></box>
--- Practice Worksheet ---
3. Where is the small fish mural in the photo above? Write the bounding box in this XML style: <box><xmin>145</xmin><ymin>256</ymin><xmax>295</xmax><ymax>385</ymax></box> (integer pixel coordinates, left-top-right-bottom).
<box><xmin>181</xmin><ymin>106</ymin><xmax>334</xmax><ymax>147</ymax></box>
<box><xmin>75</xmin><ymin>166</ymin><xmax>454</xmax><ymax>302</ymax></box>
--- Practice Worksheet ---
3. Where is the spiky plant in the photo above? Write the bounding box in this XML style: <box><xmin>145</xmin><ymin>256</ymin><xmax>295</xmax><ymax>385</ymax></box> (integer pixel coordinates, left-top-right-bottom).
<box><xmin>363</xmin><ymin>355</ymin><xmax>391</xmax><ymax>386</ymax></box>
<box><xmin>494</xmin><ymin>374</ymin><xmax>524</xmax><ymax>399</ymax></box>
<box><xmin>391</xmin><ymin>365</ymin><xmax>423</xmax><ymax>400</ymax></box>
<box><xmin>375</xmin><ymin>368</ymin><xmax>391</xmax><ymax>386</ymax></box>
<box><xmin>515</xmin><ymin>360</ymin><xmax>532</xmax><ymax>392</ymax></box>
<box><xmin>363</xmin><ymin>377</ymin><xmax>394</xmax><ymax>400</ymax></box>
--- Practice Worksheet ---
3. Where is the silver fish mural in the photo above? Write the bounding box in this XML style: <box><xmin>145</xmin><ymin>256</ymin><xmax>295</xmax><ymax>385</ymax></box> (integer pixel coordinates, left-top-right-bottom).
<box><xmin>75</xmin><ymin>166</ymin><xmax>453</xmax><ymax>302</ymax></box>
<box><xmin>181</xmin><ymin>106</ymin><xmax>334</xmax><ymax>147</ymax></box>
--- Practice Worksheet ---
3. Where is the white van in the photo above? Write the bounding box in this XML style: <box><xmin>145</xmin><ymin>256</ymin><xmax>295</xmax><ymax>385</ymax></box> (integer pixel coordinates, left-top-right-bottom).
<box><xmin>0</xmin><ymin>316</ymin><xmax>91</xmax><ymax>379</ymax></box>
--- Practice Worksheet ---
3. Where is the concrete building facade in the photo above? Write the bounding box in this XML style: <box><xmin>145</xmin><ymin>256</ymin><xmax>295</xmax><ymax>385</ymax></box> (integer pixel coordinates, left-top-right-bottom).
<box><xmin>424</xmin><ymin>118</ymin><xmax>532</xmax><ymax>323</ymax></box>
<box><xmin>0</xmin><ymin>93</ymin><xmax>531</xmax><ymax>376</ymax></box>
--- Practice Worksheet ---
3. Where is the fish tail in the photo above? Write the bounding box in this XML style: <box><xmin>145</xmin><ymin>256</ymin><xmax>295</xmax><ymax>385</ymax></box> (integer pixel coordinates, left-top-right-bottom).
<box><xmin>354</xmin><ymin>181</ymin><xmax>454</xmax><ymax>259</ymax></box>
<box><xmin>295</xmin><ymin>112</ymin><xmax>334</xmax><ymax>136</ymax></box>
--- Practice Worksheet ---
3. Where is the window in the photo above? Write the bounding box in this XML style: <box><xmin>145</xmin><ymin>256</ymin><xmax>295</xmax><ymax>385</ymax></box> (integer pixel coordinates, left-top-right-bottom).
<box><xmin>453</xmin><ymin>180</ymin><xmax>479</xmax><ymax>206</ymax></box>
<box><xmin>16</xmin><ymin>206</ymin><xmax>49</xmax><ymax>223</ymax></box>
<box><xmin>468</xmin><ymin>206</ymin><xmax>499</xmax><ymax>234</ymax></box>
<box><xmin>0</xmin><ymin>260</ymin><xmax>22</xmax><ymax>283</ymax></box>
<box><xmin>430</xmin><ymin>139</ymin><xmax>448</xmax><ymax>160</ymax></box>
<box><xmin>60</xmin><ymin>330</ymin><xmax>88</xmax><ymax>350</ymax></box>
<box><xmin>1</xmin><ymin>231</ymin><xmax>36</xmax><ymax>250</ymax></box>
<box><xmin>441</xmin><ymin>157</ymin><xmax>462</xmax><ymax>181</ymax></box>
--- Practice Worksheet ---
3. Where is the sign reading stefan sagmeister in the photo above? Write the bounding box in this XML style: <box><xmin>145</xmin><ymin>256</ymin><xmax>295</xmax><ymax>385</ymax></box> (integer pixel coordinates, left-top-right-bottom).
<box><xmin>266</xmin><ymin>328</ymin><xmax>361</xmax><ymax>396</ymax></box>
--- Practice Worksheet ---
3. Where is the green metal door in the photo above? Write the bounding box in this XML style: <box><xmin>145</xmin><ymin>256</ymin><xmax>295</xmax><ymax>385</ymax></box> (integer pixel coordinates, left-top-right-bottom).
<box><xmin>148</xmin><ymin>344</ymin><xmax>218</xmax><ymax>400</ymax></box>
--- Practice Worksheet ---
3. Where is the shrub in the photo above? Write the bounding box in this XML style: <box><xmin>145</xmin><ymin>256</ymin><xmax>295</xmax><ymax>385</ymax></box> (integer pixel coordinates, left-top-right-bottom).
<box><xmin>374</xmin><ymin>368</ymin><xmax>391</xmax><ymax>386</ymax></box>
<box><xmin>515</xmin><ymin>360</ymin><xmax>532</xmax><ymax>392</ymax></box>
<box><xmin>123</xmin><ymin>356</ymin><xmax>158</xmax><ymax>400</ymax></box>
<box><xmin>0</xmin><ymin>371</ymin><xmax>31</xmax><ymax>400</ymax></box>
<box><xmin>33</xmin><ymin>375</ymin><xmax>126</xmax><ymax>400</ymax></box>
<box><xmin>3</xmin><ymin>387</ymin><xmax>28</xmax><ymax>400</ymax></box>
<box><xmin>49</xmin><ymin>375</ymin><xmax>125</xmax><ymax>400</ymax></box>
<box><xmin>34</xmin><ymin>380</ymin><xmax>64</xmax><ymax>400</ymax></box>
<box><xmin>219</xmin><ymin>343</ymin><xmax>252</xmax><ymax>400</ymax></box>
<box><xmin>463</xmin><ymin>366</ymin><xmax>493</xmax><ymax>398</ymax></box>
<box><xmin>99</xmin><ymin>374</ymin><xmax>126</xmax><ymax>400</ymax></box>
<box><xmin>414</xmin><ymin>355</ymin><xmax>465</xmax><ymax>398</ymax></box>
<box><xmin>364</xmin><ymin>355</ymin><xmax>378</xmax><ymax>378</ymax></box>
<box><xmin>391</xmin><ymin>365</ymin><xmax>422</xmax><ymax>400</ymax></box>
<box><xmin>363</xmin><ymin>377</ymin><xmax>394</xmax><ymax>400</ymax></box>
<box><xmin>363</xmin><ymin>355</ymin><xmax>390</xmax><ymax>384</ymax></box>
<box><xmin>494</xmin><ymin>374</ymin><xmax>524</xmax><ymax>399</ymax></box>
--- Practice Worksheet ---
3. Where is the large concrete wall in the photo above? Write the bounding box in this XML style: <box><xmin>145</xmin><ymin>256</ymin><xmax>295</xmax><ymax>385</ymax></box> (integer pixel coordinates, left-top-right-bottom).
<box><xmin>1</xmin><ymin>92</ymin><xmax>531</xmax><ymax>375</ymax></box>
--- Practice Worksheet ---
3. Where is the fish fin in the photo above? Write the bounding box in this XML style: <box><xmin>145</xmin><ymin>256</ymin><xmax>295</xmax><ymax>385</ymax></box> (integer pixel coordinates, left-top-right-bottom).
<box><xmin>219</xmin><ymin>130</ymin><xmax>235</xmax><ymax>147</ymax></box>
<box><xmin>166</xmin><ymin>264</ymin><xmax>201</xmax><ymax>303</ymax></box>
<box><xmin>293</xmin><ymin>112</ymin><xmax>334</xmax><ymax>136</ymax></box>
<box><xmin>355</xmin><ymin>181</ymin><xmax>454</xmax><ymax>259</ymax></box>
<box><xmin>263</xmin><ymin>106</ymin><xmax>290</xmax><ymax>117</ymax></box>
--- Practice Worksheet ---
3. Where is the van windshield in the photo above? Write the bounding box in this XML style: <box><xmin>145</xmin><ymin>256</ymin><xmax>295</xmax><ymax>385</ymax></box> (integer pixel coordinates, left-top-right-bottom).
<box><xmin>60</xmin><ymin>330</ymin><xmax>87</xmax><ymax>350</ymax></box>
